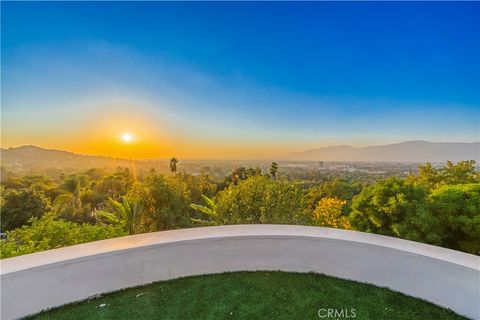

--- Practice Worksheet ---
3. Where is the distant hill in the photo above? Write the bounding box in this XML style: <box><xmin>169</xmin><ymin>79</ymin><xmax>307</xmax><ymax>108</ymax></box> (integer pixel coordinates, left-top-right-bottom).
<box><xmin>282</xmin><ymin>141</ymin><xmax>480</xmax><ymax>163</ymax></box>
<box><xmin>2</xmin><ymin>142</ymin><xmax>479</xmax><ymax>174</ymax></box>
<box><xmin>1</xmin><ymin>145</ymin><xmax>132</xmax><ymax>173</ymax></box>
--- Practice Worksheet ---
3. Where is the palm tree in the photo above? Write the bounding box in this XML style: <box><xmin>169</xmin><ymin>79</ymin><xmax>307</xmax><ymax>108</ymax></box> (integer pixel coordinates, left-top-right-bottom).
<box><xmin>270</xmin><ymin>162</ymin><xmax>279</xmax><ymax>180</ymax></box>
<box><xmin>97</xmin><ymin>197</ymin><xmax>143</xmax><ymax>235</ymax></box>
<box><xmin>54</xmin><ymin>175</ymin><xmax>89</xmax><ymax>221</ymax></box>
<box><xmin>169</xmin><ymin>157</ymin><xmax>179</xmax><ymax>175</ymax></box>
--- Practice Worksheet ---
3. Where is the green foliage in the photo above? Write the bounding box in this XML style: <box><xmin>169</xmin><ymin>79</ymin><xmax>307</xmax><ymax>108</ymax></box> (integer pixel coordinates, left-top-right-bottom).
<box><xmin>0</xmin><ymin>213</ymin><xmax>125</xmax><ymax>259</ymax></box>
<box><xmin>54</xmin><ymin>175</ymin><xmax>90</xmax><ymax>222</ymax></box>
<box><xmin>132</xmin><ymin>173</ymin><xmax>194</xmax><ymax>231</ymax></box>
<box><xmin>97</xmin><ymin>197</ymin><xmax>144</xmax><ymax>235</ymax></box>
<box><xmin>190</xmin><ymin>194</ymin><xmax>221</xmax><ymax>226</ymax></box>
<box><xmin>94</xmin><ymin>173</ymin><xmax>131</xmax><ymax>201</ymax></box>
<box><xmin>428</xmin><ymin>183</ymin><xmax>480</xmax><ymax>254</ymax></box>
<box><xmin>1</xmin><ymin>160</ymin><xmax>478</xmax><ymax>257</ymax></box>
<box><xmin>1</xmin><ymin>188</ymin><xmax>52</xmax><ymax>231</ymax></box>
<box><xmin>119</xmin><ymin>172</ymin><xmax>217</xmax><ymax>232</ymax></box>
<box><xmin>173</xmin><ymin>172</ymin><xmax>217</xmax><ymax>204</ymax></box>
<box><xmin>203</xmin><ymin>175</ymin><xmax>309</xmax><ymax>225</ymax></box>
<box><xmin>350</xmin><ymin>177</ymin><xmax>431</xmax><ymax>239</ymax></box>
<box><xmin>441</xmin><ymin>160</ymin><xmax>479</xmax><ymax>185</ymax></box>
<box><xmin>224</xmin><ymin>166</ymin><xmax>263</xmax><ymax>187</ymax></box>
<box><xmin>60</xmin><ymin>174</ymin><xmax>90</xmax><ymax>193</ymax></box>
<box><xmin>350</xmin><ymin>174</ymin><xmax>480</xmax><ymax>254</ymax></box>
<box><xmin>304</xmin><ymin>178</ymin><xmax>362</xmax><ymax>212</ymax></box>
<box><xmin>18</xmin><ymin>174</ymin><xmax>60</xmax><ymax>201</ymax></box>
<box><xmin>410</xmin><ymin>160</ymin><xmax>479</xmax><ymax>189</ymax></box>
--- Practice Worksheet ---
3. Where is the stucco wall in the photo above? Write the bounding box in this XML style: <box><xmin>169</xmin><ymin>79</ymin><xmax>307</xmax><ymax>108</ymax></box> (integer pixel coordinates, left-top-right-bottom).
<box><xmin>1</xmin><ymin>225</ymin><xmax>479</xmax><ymax>319</ymax></box>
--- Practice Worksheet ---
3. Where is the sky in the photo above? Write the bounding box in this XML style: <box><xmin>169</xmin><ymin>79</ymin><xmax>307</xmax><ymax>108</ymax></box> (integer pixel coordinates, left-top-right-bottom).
<box><xmin>1</xmin><ymin>2</ymin><xmax>479</xmax><ymax>159</ymax></box>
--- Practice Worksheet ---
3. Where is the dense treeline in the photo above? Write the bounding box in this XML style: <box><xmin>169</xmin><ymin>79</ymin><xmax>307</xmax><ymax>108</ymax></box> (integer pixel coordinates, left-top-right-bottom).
<box><xmin>1</xmin><ymin>160</ymin><xmax>479</xmax><ymax>258</ymax></box>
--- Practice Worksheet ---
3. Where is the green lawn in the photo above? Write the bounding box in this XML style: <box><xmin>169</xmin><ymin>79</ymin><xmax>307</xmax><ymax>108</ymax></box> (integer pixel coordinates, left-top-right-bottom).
<box><xmin>27</xmin><ymin>272</ymin><xmax>466</xmax><ymax>320</ymax></box>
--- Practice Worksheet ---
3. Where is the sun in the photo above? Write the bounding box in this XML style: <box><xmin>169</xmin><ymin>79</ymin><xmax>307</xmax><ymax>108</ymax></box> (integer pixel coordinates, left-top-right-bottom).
<box><xmin>121</xmin><ymin>133</ymin><xmax>134</xmax><ymax>143</ymax></box>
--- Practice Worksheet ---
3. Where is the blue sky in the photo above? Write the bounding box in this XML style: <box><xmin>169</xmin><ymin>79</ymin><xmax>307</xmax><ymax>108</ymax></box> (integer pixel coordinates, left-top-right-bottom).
<box><xmin>1</xmin><ymin>2</ymin><xmax>479</xmax><ymax>159</ymax></box>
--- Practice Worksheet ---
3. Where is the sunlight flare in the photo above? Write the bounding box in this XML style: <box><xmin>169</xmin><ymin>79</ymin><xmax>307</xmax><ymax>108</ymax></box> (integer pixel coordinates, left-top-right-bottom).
<box><xmin>121</xmin><ymin>133</ymin><xmax>134</xmax><ymax>143</ymax></box>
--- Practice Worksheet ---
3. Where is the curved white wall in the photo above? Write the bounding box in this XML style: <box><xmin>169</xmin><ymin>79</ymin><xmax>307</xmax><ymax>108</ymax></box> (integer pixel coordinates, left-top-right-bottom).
<box><xmin>1</xmin><ymin>225</ymin><xmax>479</xmax><ymax>320</ymax></box>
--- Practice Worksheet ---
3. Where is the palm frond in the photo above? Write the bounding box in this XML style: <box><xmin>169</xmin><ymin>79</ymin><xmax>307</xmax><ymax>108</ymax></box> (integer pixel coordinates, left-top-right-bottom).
<box><xmin>97</xmin><ymin>211</ymin><xmax>121</xmax><ymax>224</ymax></box>
<box><xmin>191</xmin><ymin>203</ymin><xmax>218</xmax><ymax>216</ymax></box>
<box><xmin>201</xmin><ymin>194</ymin><xmax>217</xmax><ymax>210</ymax></box>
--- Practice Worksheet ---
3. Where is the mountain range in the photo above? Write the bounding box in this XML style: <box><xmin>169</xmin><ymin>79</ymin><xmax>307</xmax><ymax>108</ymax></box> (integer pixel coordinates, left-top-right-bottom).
<box><xmin>282</xmin><ymin>141</ymin><xmax>479</xmax><ymax>162</ymax></box>
<box><xmin>1</xmin><ymin>141</ymin><xmax>479</xmax><ymax>173</ymax></box>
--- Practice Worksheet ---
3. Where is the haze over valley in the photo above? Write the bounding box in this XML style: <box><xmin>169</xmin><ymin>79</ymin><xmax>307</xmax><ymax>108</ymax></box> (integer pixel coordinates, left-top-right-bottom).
<box><xmin>2</xmin><ymin>141</ymin><xmax>478</xmax><ymax>179</ymax></box>
<box><xmin>283</xmin><ymin>141</ymin><xmax>479</xmax><ymax>162</ymax></box>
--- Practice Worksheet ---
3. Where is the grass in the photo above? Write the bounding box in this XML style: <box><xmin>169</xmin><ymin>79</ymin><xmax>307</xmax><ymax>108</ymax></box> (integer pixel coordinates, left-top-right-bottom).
<box><xmin>27</xmin><ymin>271</ymin><xmax>466</xmax><ymax>320</ymax></box>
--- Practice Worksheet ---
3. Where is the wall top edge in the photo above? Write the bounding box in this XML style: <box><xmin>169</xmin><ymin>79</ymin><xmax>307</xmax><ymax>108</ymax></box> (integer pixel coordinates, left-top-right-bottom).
<box><xmin>1</xmin><ymin>225</ymin><xmax>479</xmax><ymax>274</ymax></box>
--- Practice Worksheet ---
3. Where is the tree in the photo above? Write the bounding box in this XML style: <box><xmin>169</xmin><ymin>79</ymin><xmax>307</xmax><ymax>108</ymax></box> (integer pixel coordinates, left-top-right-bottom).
<box><xmin>199</xmin><ymin>175</ymin><xmax>309</xmax><ymax>225</ymax></box>
<box><xmin>231</xmin><ymin>167</ymin><xmax>246</xmax><ymax>185</ymax></box>
<box><xmin>410</xmin><ymin>160</ymin><xmax>479</xmax><ymax>189</ymax></box>
<box><xmin>134</xmin><ymin>173</ymin><xmax>192</xmax><ymax>231</ymax></box>
<box><xmin>304</xmin><ymin>178</ymin><xmax>362</xmax><ymax>211</ymax></box>
<box><xmin>312</xmin><ymin>197</ymin><xmax>351</xmax><ymax>230</ymax></box>
<box><xmin>269</xmin><ymin>162</ymin><xmax>279</xmax><ymax>180</ymax></box>
<box><xmin>350</xmin><ymin>177</ymin><xmax>429</xmax><ymax>238</ymax></box>
<box><xmin>226</xmin><ymin>167</ymin><xmax>260</xmax><ymax>186</ymax></box>
<box><xmin>53</xmin><ymin>175</ymin><xmax>95</xmax><ymax>224</ymax></box>
<box><xmin>172</xmin><ymin>172</ymin><xmax>217</xmax><ymax>205</ymax></box>
<box><xmin>1</xmin><ymin>188</ymin><xmax>52</xmax><ymax>231</ymax></box>
<box><xmin>428</xmin><ymin>183</ymin><xmax>480</xmax><ymax>254</ymax></box>
<box><xmin>95</xmin><ymin>173</ymin><xmax>130</xmax><ymax>201</ymax></box>
<box><xmin>441</xmin><ymin>160</ymin><xmax>478</xmax><ymax>185</ymax></box>
<box><xmin>18</xmin><ymin>174</ymin><xmax>60</xmax><ymax>201</ymax></box>
<box><xmin>169</xmin><ymin>157</ymin><xmax>179</xmax><ymax>175</ymax></box>
<box><xmin>411</xmin><ymin>162</ymin><xmax>442</xmax><ymax>189</ymax></box>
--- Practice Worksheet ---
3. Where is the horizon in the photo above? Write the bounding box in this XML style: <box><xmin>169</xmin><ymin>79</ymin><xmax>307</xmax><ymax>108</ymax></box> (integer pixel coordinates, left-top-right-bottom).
<box><xmin>2</xmin><ymin>2</ymin><xmax>479</xmax><ymax>159</ymax></box>
<box><xmin>2</xmin><ymin>140</ymin><xmax>479</xmax><ymax>162</ymax></box>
